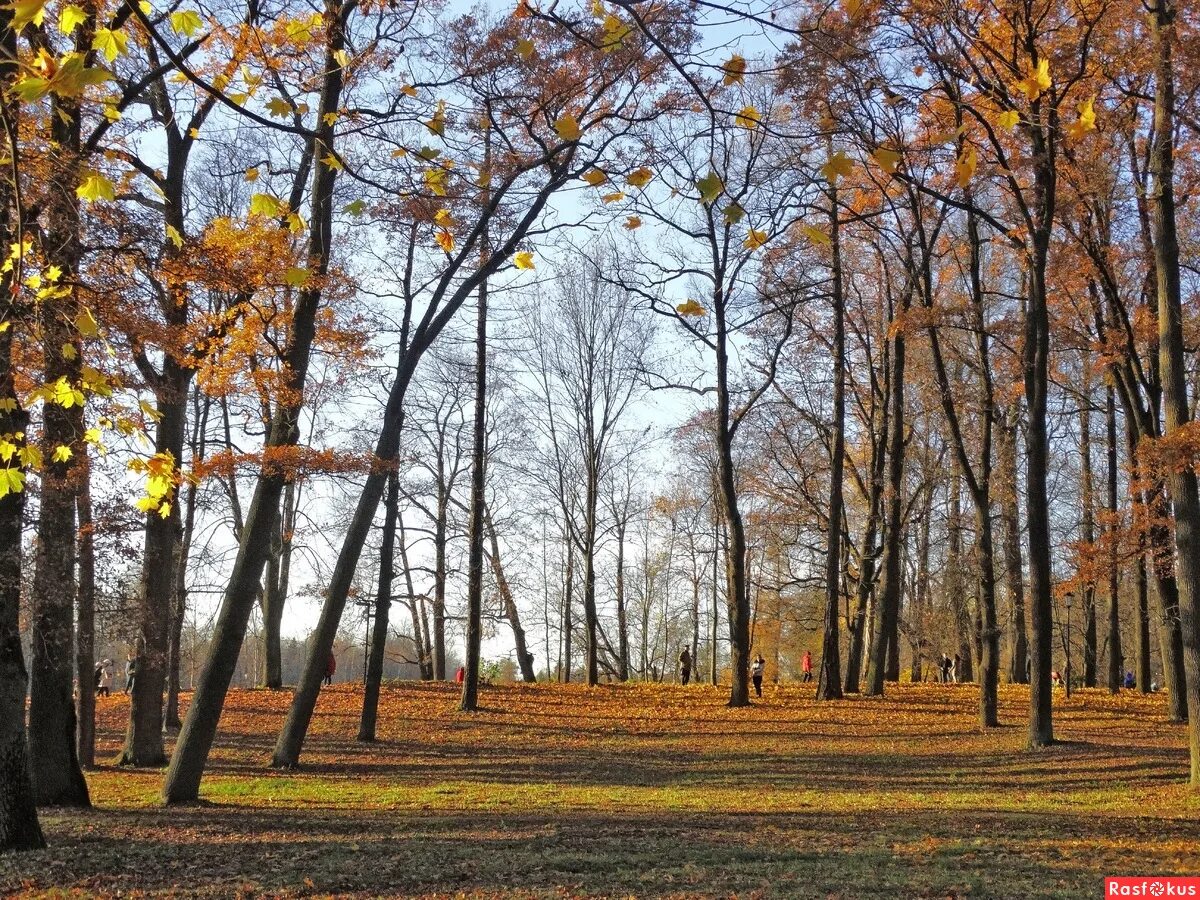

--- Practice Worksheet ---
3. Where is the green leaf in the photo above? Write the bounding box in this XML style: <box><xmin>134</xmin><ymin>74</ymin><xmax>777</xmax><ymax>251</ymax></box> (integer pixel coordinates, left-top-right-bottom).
<box><xmin>722</xmin><ymin>202</ymin><xmax>744</xmax><ymax>225</ymax></box>
<box><xmin>249</xmin><ymin>193</ymin><xmax>284</xmax><ymax>217</ymax></box>
<box><xmin>13</xmin><ymin>76</ymin><xmax>50</xmax><ymax>102</ymax></box>
<box><xmin>696</xmin><ymin>170</ymin><xmax>723</xmax><ymax>205</ymax></box>
<box><xmin>343</xmin><ymin>199</ymin><xmax>366</xmax><ymax>216</ymax></box>
<box><xmin>285</xmin><ymin>267</ymin><xmax>310</xmax><ymax>287</ymax></box>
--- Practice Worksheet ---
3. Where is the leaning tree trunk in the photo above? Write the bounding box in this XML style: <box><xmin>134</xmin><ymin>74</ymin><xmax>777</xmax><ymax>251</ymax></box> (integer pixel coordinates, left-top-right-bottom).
<box><xmin>1149</xmin><ymin>0</ymin><xmax>1200</xmax><ymax>784</ymax></box>
<box><xmin>161</xmin><ymin>9</ymin><xmax>347</xmax><ymax>801</ymax></box>
<box><xmin>359</xmin><ymin>470</ymin><xmax>399</xmax><ymax>742</ymax></box>
<box><xmin>485</xmin><ymin>507</ymin><xmax>536</xmax><ymax>683</ymax></box>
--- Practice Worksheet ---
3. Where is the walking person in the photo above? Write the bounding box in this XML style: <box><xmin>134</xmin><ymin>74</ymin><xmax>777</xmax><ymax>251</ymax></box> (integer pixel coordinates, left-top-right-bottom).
<box><xmin>801</xmin><ymin>649</ymin><xmax>813</xmax><ymax>683</ymax></box>
<box><xmin>940</xmin><ymin>654</ymin><xmax>952</xmax><ymax>684</ymax></box>
<box><xmin>323</xmin><ymin>651</ymin><xmax>336</xmax><ymax>687</ymax></box>
<box><xmin>96</xmin><ymin>659</ymin><xmax>113</xmax><ymax>698</ymax></box>
<box><xmin>124</xmin><ymin>653</ymin><xmax>137</xmax><ymax>695</ymax></box>
<box><xmin>678</xmin><ymin>647</ymin><xmax>692</xmax><ymax>685</ymax></box>
<box><xmin>952</xmin><ymin>653</ymin><xmax>962</xmax><ymax>684</ymax></box>
<box><xmin>751</xmin><ymin>653</ymin><xmax>765</xmax><ymax>697</ymax></box>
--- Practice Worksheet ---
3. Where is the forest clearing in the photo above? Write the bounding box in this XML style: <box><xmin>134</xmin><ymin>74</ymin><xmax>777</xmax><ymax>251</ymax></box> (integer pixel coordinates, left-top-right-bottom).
<box><xmin>4</xmin><ymin>682</ymin><xmax>1198</xmax><ymax>898</ymax></box>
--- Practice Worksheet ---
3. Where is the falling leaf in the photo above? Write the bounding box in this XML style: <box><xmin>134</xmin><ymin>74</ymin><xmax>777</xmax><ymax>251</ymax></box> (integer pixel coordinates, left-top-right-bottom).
<box><xmin>554</xmin><ymin>113</ymin><xmax>582</xmax><ymax>142</ymax></box>
<box><xmin>736</xmin><ymin>106</ymin><xmax>761</xmax><ymax>129</ymax></box>
<box><xmin>245</xmin><ymin>167</ymin><xmax>260</xmax><ymax>182</ymax></box>
<box><xmin>170</xmin><ymin>9</ymin><xmax>203</xmax><ymax>36</ymax></box>
<box><xmin>601</xmin><ymin>191</ymin><xmax>625</xmax><ymax>204</ymax></box>
<box><xmin>76</xmin><ymin>173</ymin><xmax>115</xmax><ymax>203</ymax></box>
<box><xmin>995</xmin><ymin>109</ymin><xmax>1020</xmax><ymax>130</ymax></box>
<box><xmin>424</xmin><ymin>168</ymin><xmax>447</xmax><ymax>197</ymax></box>
<box><xmin>676</xmin><ymin>298</ymin><xmax>706</xmax><ymax>317</ymax></box>
<box><xmin>516</xmin><ymin>38</ymin><xmax>535</xmax><ymax>60</ymax></box>
<box><xmin>696</xmin><ymin>170</ymin><xmax>723</xmax><ymax>204</ymax></box>
<box><xmin>59</xmin><ymin>4</ymin><xmax>86</xmax><ymax>34</ymax></box>
<box><xmin>722</xmin><ymin>203</ymin><xmax>745</xmax><ymax>226</ymax></box>
<box><xmin>626</xmin><ymin>167</ymin><xmax>653</xmax><ymax>188</ymax></box>
<box><xmin>820</xmin><ymin>151</ymin><xmax>853</xmax><ymax>185</ymax></box>
<box><xmin>343</xmin><ymin>199</ymin><xmax>367</xmax><ymax>216</ymax></box>
<box><xmin>514</xmin><ymin>251</ymin><xmax>535</xmax><ymax>270</ymax></box>
<box><xmin>250</xmin><ymin>193</ymin><xmax>284</xmax><ymax>217</ymax></box>
<box><xmin>426</xmin><ymin>100</ymin><xmax>447</xmax><ymax>136</ymax></box>
<box><xmin>9</xmin><ymin>0</ymin><xmax>47</xmax><ymax>30</ymax></box>
<box><xmin>954</xmin><ymin>146</ymin><xmax>977</xmax><ymax>188</ymax></box>
<box><xmin>842</xmin><ymin>0</ymin><xmax>864</xmax><ymax>17</ymax></box>
<box><xmin>721</xmin><ymin>55</ymin><xmax>746</xmax><ymax>86</ymax></box>
<box><xmin>166</xmin><ymin>224</ymin><xmax>183</xmax><ymax>248</ymax></box>
<box><xmin>624</xmin><ymin>216</ymin><xmax>641</xmax><ymax>230</ymax></box>
<box><xmin>266</xmin><ymin>97</ymin><xmax>292</xmax><ymax>118</ymax></box>
<box><xmin>434</xmin><ymin>208</ymin><xmax>458</xmax><ymax>228</ymax></box>
<box><xmin>435</xmin><ymin>229</ymin><xmax>454</xmax><ymax>253</ymax></box>
<box><xmin>321</xmin><ymin>153</ymin><xmax>343</xmax><ymax>171</ymax></box>
<box><xmin>800</xmin><ymin>224</ymin><xmax>831</xmax><ymax>246</ymax></box>
<box><xmin>582</xmin><ymin>169</ymin><xmax>608</xmax><ymax>187</ymax></box>
<box><xmin>744</xmin><ymin>229</ymin><xmax>768</xmax><ymax>251</ymax></box>
<box><xmin>75</xmin><ymin>308</ymin><xmax>100</xmax><ymax>337</ymax></box>
<box><xmin>1017</xmin><ymin>58</ymin><xmax>1051</xmax><ymax>101</ymax></box>
<box><xmin>285</xmin><ymin>267</ymin><xmax>310</xmax><ymax>287</ymax></box>
<box><xmin>871</xmin><ymin>147</ymin><xmax>901</xmax><ymax>174</ymax></box>
<box><xmin>92</xmin><ymin>28</ymin><xmax>128</xmax><ymax>63</ymax></box>
<box><xmin>600</xmin><ymin>13</ymin><xmax>631</xmax><ymax>52</ymax></box>
<box><xmin>1067</xmin><ymin>96</ymin><xmax>1096</xmax><ymax>141</ymax></box>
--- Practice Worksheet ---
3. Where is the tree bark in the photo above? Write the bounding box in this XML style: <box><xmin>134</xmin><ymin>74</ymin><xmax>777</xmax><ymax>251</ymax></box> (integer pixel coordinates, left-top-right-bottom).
<box><xmin>1106</xmin><ymin>386</ymin><xmax>1122</xmax><ymax>694</ymax></box>
<box><xmin>615</xmin><ymin>519</ymin><xmax>629</xmax><ymax>681</ymax></box>
<box><xmin>998</xmin><ymin>411</ymin><xmax>1028</xmax><ymax>683</ymax></box>
<box><xmin>459</xmin><ymin>274</ymin><xmax>488</xmax><ymax>712</ymax></box>
<box><xmin>485</xmin><ymin>506</ymin><xmax>536</xmax><ymax>683</ymax></box>
<box><xmin>1079</xmin><ymin>387</ymin><xmax>1098</xmax><ymax>688</ymax></box>
<box><xmin>75</xmin><ymin>468</ymin><xmax>96</xmax><ymax>769</ymax></box>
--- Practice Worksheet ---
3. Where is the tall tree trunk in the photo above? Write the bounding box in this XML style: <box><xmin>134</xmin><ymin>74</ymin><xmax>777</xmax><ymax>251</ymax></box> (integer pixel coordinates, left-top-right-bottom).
<box><xmin>817</xmin><ymin>184</ymin><xmax>845</xmax><ymax>701</ymax></box>
<box><xmin>998</xmin><ymin>411</ymin><xmax>1028</xmax><ymax>683</ymax></box>
<box><xmin>75</xmin><ymin>468</ymin><xmax>96</xmax><ymax>769</ymax></box>
<box><xmin>947</xmin><ymin>469</ymin><xmax>974</xmax><ymax>682</ymax></box>
<box><xmin>615</xmin><ymin>519</ymin><xmax>629</xmax><ymax>681</ymax></box>
<box><xmin>866</xmin><ymin>287</ymin><xmax>906</xmax><ymax>697</ymax></box>
<box><xmin>162</xmin><ymin>9</ymin><xmax>346</xmax><ymax>800</ymax></box>
<box><xmin>1106</xmin><ymin>386</ymin><xmax>1122</xmax><ymax>694</ymax></box>
<box><xmin>582</xmin><ymin>487</ymin><xmax>599</xmax><ymax>686</ymax></box>
<box><xmin>1079</xmin><ymin>387</ymin><xmax>1098</xmax><ymax>688</ymax></box>
<box><xmin>709</xmin><ymin>515</ymin><xmax>719</xmax><ymax>685</ymax></box>
<box><xmin>0</xmin><ymin>60</ymin><xmax>45</xmax><ymax>837</ymax></box>
<box><xmin>432</xmin><ymin>497</ymin><xmax>448</xmax><ymax>680</ymax></box>
<box><xmin>30</xmin><ymin>49</ymin><xmax>90</xmax><ymax>804</ymax></box>
<box><xmin>845</xmin><ymin>493</ymin><xmax>881</xmax><ymax>694</ymax></box>
<box><xmin>459</xmin><ymin>275</ymin><xmax>488</xmax><ymax>712</ymax></box>
<box><xmin>1149</xmin><ymin>0</ymin><xmax>1200</xmax><ymax>783</ymax></box>
<box><xmin>562</xmin><ymin>533</ymin><xmax>573</xmax><ymax>682</ymax></box>
<box><xmin>359</xmin><ymin>471</ymin><xmax>399</xmax><ymax>742</ymax></box>
<box><xmin>260</xmin><ymin>509</ymin><xmax>284</xmax><ymax>689</ymax></box>
<box><xmin>1137</xmin><ymin>548</ymin><xmax>1152</xmax><ymax>694</ymax></box>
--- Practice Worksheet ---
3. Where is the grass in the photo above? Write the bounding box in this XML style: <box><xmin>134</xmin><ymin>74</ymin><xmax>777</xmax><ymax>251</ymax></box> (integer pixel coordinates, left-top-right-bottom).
<box><xmin>3</xmin><ymin>681</ymin><xmax>1199</xmax><ymax>898</ymax></box>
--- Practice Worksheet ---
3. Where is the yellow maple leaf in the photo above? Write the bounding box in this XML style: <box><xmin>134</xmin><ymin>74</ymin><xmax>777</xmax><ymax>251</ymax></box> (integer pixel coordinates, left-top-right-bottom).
<box><xmin>736</xmin><ymin>106</ymin><xmax>761</xmax><ymax>129</ymax></box>
<box><xmin>514</xmin><ymin>251</ymin><xmax>535</xmax><ymax>270</ymax></box>
<box><xmin>800</xmin><ymin>224</ymin><xmax>831</xmax><ymax>246</ymax></box>
<box><xmin>721</xmin><ymin>55</ymin><xmax>746</xmax><ymax>86</ymax></box>
<box><xmin>554</xmin><ymin>113</ymin><xmax>582</xmax><ymax>142</ymax></box>
<box><xmin>626</xmin><ymin>167</ymin><xmax>653</xmax><ymax>188</ymax></box>
<box><xmin>1017</xmin><ymin>58</ymin><xmax>1051</xmax><ymax>101</ymax></box>
<box><xmin>676</xmin><ymin>298</ymin><xmax>706</xmax><ymax>317</ymax></box>
<box><xmin>624</xmin><ymin>216</ymin><xmax>641</xmax><ymax>230</ymax></box>
<box><xmin>820</xmin><ymin>151</ymin><xmax>853</xmax><ymax>185</ymax></box>
<box><xmin>743</xmin><ymin>229</ymin><xmax>768</xmax><ymax>251</ymax></box>
<box><xmin>601</xmin><ymin>191</ymin><xmax>625</xmax><ymax>204</ymax></box>
<box><xmin>995</xmin><ymin>109</ymin><xmax>1020</xmax><ymax>130</ymax></box>
<box><xmin>434</xmin><ymin>208</ymin><xmax>457</xmax><ymax>228</ymax></box>
<box><xmin>1067</xmin><ymin>96</ymin><xmax>1096</xmax><ymax>141</ymax></box>
<box><xmin>516</xmin><ymin>38</ymin><xmax>535</xmax><ymax>60</ymax></box>
<box><xmin>435</xmin><ymin>229</ymin><xmax>454</xmax><ymax>253</ymax></box>
<box><xmin>582</xmin><ymin>169</ymin><xmax>608</xmax><ymax>187</ymax></box>
<box><xmin>871</xmin><ymin>147</ymin><xmax>901</xmax><ymax>174</ymax></box>
<box><xmin>426</xmin><ymin>100</ymin><xmax>446</xmax><ymax>136</ymax></box>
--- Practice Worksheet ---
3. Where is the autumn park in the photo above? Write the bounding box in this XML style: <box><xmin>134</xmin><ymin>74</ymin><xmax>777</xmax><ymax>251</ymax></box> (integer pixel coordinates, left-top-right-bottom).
<box><xmin>2</xmin><ymin>0</ymin><xmax>1200</xmax><ymax>895</ymax></box>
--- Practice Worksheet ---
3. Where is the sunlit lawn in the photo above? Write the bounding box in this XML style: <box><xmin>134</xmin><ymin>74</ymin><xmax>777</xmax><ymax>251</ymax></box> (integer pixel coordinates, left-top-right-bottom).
<box><xmin>3</xmin><ymin>681</ymin><xmax>1198</xmax><ymax>898</ymax></box>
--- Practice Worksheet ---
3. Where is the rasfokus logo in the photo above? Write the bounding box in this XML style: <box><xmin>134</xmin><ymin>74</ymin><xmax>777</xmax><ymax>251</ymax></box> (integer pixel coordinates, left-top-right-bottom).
<box><xmin>1106</xmin><ymin>878</ymin><xmax>1200</xmax><ymax>897</ymax></box>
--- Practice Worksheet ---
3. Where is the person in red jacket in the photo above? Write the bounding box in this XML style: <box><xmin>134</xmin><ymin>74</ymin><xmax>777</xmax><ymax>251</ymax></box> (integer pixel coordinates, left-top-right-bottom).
<box><xmin>801</xmin><ymin>650</ymin><xmax>813</xmax><ymax>683</ymax></box>
<box><xmin>455</xmin><ymin>665</ymin><xmax>465</xmax><ymax>684</ymax></box>
<box><xmin>324</xmin><ymin>651</ymin><xmax>336</xmax><ymax>687</ymax></box>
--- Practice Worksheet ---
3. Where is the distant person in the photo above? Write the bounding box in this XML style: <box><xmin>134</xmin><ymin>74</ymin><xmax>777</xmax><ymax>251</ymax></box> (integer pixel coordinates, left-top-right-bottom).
<box><xmin>1025</xmin><ymin>655</ymin><xmax>1031</xmax><ymax>683</ymax></box>
<box><xmin>455</xmin><ymin>665</ymin><xmax>465</xmax><ymax>684</ymax></box>
<box><xmin>940</xmin><ymin>654</ymin><xmax>952</xmax><ymax>683</ymax></box>
<box><xmin>1051</xmin><ymin>670</ymin><xmax>1063</xmax><ymax>687</ymax></box>
<box><xmin>751</xmin><ymin>654</ymin><xmax>765</xmax><ymax>697</ymax></box>
<box><xmin>324</xmin><ymin>651</ymin><xmax>337</xmax><ymax>687</ymax></box>
<box><xmin>1124</xmin><ymin>671</ymin><xmax>1135</xmax><ymax>690</ymax></box>
<box><xmin>1150</xmin><ymin>678</ymin><xmax>1159</xmax><ymax>693</ymax></box>
<box><xmin>952</xmin><ymin>653</ymin><xmax>963</xmax><ymax>684</ymax></box>
<box><xmin>679</xmin><ymin>648</ymin><xmax>692</xmax><ymax>685</ymax></box>
<box><xmin>801</xmin><ymin>650</ymin><xmax>813</xmax><ymax>683</ymax></box>
<box><xmin>124</xmin><ymin>653</ymin><xmax>137</xmax><ymax>695</ymax></box>
<box><xmin>94</xmin><ymin>662</ymin><xmax>104</xmax><ymax>697</ymax></box>
<box><xmin>97</xmin><ymin>660</ymin><xmax>113</xmax><ymax>698</ymax></box>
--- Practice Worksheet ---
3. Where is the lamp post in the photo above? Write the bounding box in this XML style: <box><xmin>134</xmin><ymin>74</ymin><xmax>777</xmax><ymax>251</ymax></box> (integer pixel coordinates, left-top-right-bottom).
<box><xmin>1064</xmin><ymin>592</ymin><xmax>1074</xmax><ymax>699</ymax></box>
